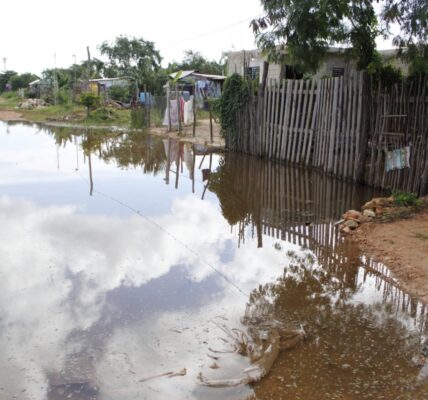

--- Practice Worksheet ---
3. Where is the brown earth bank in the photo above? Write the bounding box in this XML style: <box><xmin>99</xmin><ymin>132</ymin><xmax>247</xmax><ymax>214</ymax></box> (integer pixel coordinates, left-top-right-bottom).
<box><xmin>348</xmin><ymin>198</ymin><xmax>428</xmax><ymax>303</ymax></box>
<box><xmin>0</xmin><ymin>110</ymin><xmax>24</xmax><ymax>121</ymax></box>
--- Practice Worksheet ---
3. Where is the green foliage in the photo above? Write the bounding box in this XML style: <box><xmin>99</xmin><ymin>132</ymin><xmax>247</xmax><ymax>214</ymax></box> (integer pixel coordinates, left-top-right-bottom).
<box><xmin>0</xmin><ymin>70</ymin><xmax>18</xmax><ymax>92</ymax></box>
<box><xmin>108</xmin><ymin>85</ymin><xmax>131</xmax><ymax>103</ymax></box>
<box><xmin>9</xmin><ymin>73</ymin><xmax>39</xmax><ymax>90</ymax></box>
<box><xmin>367</xmin><ymin>61</ymin><xmax>403</xmax><ymax>88</ymax></box>
<box><xmin>382</xmin><ymin>0</ymin><xmax>428</xmax><ymax>74</ymax></box>
<box><xmin>167</xmin><ymin>50</ymin><xmax>224</xmax><ymax>76</ymax></box>
<box><xmin>392</xmin><ymin>191</ymin><xmax>422</xmax><ymax>207</ymax></box>
<box><xmin>80</xmin><ymin>92</ymin><xmax>101</xmax><ymax>116</ymax></box>
<box><xmin>57</xmin><ymin>89</ymin><xmax>73</xmax><ymax>106</ymax></box>
<box><xmin>130</xmin><ymin>108</ymin><xmax>146</xmax><ymax>129</ymax></box>
<box><xmin>89</xmin><ymin>107</ymin><xmax>115</xmax><ymax>121</ymax></box>
<box><xmin>215</xmin><ymin>74</ymin><xmax>252</xmax><ymax>139</ymax></box>
<box><xmin>252</xmin><ymin>0</ymin><xmax>426</xmax><ymax>73</ymax></box>
<box><xmin>255</xmin><ymin>0</ymin><xmax>382</xmax><ymax>72</ymax></box>
<box><xmin>99</xmin><ymin>36</ymin><xmax>162</xmax><ymax>89</ymax></box>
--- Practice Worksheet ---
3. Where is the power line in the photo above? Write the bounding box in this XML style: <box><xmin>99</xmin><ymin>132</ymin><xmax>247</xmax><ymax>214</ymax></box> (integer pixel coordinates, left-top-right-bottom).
<box><xmin>75</xmin><ymin>164</ymin><xmax>248</xmax><ymax>298</ymax></box>
<box><xmin>93</xmin><ymin>187</ymin><xmax>249</xmax><ymax>298</ymax></box>
<box><xmin>164</xmin><ymin>13</ymin><xmax>265</xmax><ymax>47</ymax></box>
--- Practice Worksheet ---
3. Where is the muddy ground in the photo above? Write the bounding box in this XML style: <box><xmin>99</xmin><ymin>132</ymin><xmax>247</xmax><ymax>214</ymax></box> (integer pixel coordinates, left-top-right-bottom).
<box><xmin>0</xmin><ymin>110</ymin><xmax>24</xmax><ymax>121</ymax></box>
<box><xmin>354</xmin><ymin>206</ymin><xmax>428</xmax><ymax>303</ymax></box>
<box><xmin>0</xmin><ymin>107</ymin><xmax>225</xmax><ymax>148</ymax></box>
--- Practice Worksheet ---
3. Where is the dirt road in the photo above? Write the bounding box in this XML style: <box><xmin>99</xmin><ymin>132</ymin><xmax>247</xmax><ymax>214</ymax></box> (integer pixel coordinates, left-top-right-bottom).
<box><xmin>355</xmin><ymin>208</ymin><xmax>428</xmax><ymax>303</ymax></box>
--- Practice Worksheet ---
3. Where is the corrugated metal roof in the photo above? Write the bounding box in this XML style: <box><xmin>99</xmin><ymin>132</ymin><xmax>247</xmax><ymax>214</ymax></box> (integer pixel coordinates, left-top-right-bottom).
<box><xmin>169</xmin><ymin>70</ymin><xmax>226</xmax><ymax>82</ymax></box>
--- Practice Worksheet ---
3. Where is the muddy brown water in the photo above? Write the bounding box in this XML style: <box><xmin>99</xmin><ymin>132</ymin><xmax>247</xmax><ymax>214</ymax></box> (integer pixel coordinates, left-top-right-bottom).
<box><xmin>1</xmin><ymin>121</ymin><xmax>428</xmax><ymax>400</ymax></box>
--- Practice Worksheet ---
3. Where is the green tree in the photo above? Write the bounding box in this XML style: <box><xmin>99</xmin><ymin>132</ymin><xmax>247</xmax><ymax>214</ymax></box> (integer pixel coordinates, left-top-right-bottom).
<box><xmin>80</xmin><ymin>92</ymin><xmax>100</xmax><ymax>117</ymax></box>
<box><xmin>10</xmin><ymin>73</ymin><xmax>39</xmax><ymax>90</ymax></box>
<box><xmin>99</xmin><ymin>36</ymin><xmax>162</xmax><ymax>92</ymax></box>
<box><xmin>168</xmin><ymin>50</ymin><xmax>224</xmax><ymax>75</ymax></box>
<box><xmin>382</xmin><ymin>0</ymin><xmax>428</xmax><ymax>74</ymax></box>
<box><xmin>0</xmin><ymin>71</ymin><xmax>18</xmax><ymax>92</ymax></box>
<box><xmin>252</xmin><ymin>0</ymin><xmax>380</xmax><ymax>73</ymax></box>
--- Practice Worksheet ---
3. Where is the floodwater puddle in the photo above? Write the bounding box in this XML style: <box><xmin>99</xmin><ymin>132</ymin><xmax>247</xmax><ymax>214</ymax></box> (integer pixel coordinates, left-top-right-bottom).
<box><xmin>0</xmin><ymin>121</ymin><xmax>428</xmax><ymax>399</ymax></box>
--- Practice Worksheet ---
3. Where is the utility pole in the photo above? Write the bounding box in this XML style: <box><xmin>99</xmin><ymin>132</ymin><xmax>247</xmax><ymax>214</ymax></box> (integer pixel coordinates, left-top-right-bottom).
<box><xmin>71</xmin><ymin>54</ymin><xmax>77</xmax><ymax>101</ymax></box>
<box><xmin>2</xmin><ymin>57</ymin><xmax>6</xmax><ymax>71</ymax></box>
<box><xmin>86</xmin><ymin>46</ymin><xmax>91</xmax><ymax>80</ymax></box>
<box><xmin>53</xmin><ymin>53</ymin><xmax>59</xmax><ymax>105</ymax></box>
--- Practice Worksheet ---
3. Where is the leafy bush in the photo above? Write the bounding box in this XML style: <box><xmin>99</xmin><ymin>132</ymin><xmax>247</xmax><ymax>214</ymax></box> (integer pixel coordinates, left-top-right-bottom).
<box><xmin>57</xmin><ymin>89</ymin><xmax>72</xmax><ymax>107</ymax></box>
<box><xmin>108</xmin><ymin>85</ymin><xmax>131</xmax><ymax>103</ymax></box>
<box><xmin>392</xmin><ymin>191</ymin><xmax>422</xmax><ymax>207</ymax></box>
<box><xmin>367</xmin><ymin>61</ymin><xmax>403</xmax><ymax>88</ymax></box>
<box><xmin>90</xmin><ymin>107</ymin><xmax>115</xmax><ymax>121</ymax></box>
<box><xmin>80</xmin><ymin>92</ymin><xmax>101</xmax><ymax>116</ymax></box>
<box><xmin>215</xmin><ymin>73</ymin><xmax>252</xmax><ymax>139</ymax></box>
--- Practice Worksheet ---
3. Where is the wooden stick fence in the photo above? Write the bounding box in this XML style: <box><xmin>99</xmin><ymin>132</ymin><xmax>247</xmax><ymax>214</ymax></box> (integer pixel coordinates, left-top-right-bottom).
<box><xmin>228</xmin><ymin>73</ymin><xmax>428</xmax><ymax>195</ymax></box>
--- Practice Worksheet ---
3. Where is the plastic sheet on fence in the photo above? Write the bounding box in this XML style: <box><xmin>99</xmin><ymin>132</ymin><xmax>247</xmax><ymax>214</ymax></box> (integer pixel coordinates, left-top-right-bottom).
<box><xmin>385</xmin><ymin>146</ymin><xmax>411</xmax><ymax>172</ymax></box>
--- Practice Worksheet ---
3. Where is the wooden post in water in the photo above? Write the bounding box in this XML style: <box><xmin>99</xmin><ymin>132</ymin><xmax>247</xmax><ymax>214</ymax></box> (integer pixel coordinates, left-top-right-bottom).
<box><xmin>143</xmin><ymin>84</ymin><xmax>148</xmax><ymax>129</ymax></box>
<box><xmin>193</xmin><ymin>83</ymin><xmax>196</xmax><ymax>137</ymax></box>
<box><xmin>192</xmin><ymin>144</ymin><xmax>196</xmax><ymax>193</ymax></box>
<box><xmin>209</xmin><ymin>104</ymin><xmax>214</xmax><ymax>143</ymax></box>
<box><xmin>165</xmin><ymin>138</ymin><xmax>171</xmax><ymax>184</ymax></box>
<box><xmin>176</xmin><ymin>84</ymin><xmax>182</xmax><ymax>133</ymax></box>
<box><xmin>167</xmin><ymin>82</ymin><xmax>171</xmax><ymax>132</ymax></box>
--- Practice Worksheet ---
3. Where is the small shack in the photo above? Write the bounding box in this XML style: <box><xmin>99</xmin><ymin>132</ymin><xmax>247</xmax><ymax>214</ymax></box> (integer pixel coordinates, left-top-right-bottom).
<box><xmin>28</xmin><ymin>79</ymin><xmax>50</xmax><ymax>98</ymax></box>
<box><xmin>163</xmin><ymin>70</ymin><xmax>225</xmax><ymax>131</ymax></box>
<box><xmin>87</xmin><ymin>77</ymin><xmax>130</xmax><ymax>96</ymax></box>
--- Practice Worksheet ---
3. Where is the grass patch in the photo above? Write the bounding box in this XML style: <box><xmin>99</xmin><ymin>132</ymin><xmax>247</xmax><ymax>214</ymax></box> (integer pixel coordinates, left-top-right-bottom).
<box><xmin>392</xmin><ymin>191</ymin><xmax>422</xmax><ymax>207</ymax></box>
<box><xmin>19</xmin><ymin>104</ymin><xmax>83</xmax><ymax>122</ymax></box>
<box><xmin>86</xmin><ymin>107</ymin><xmax>131</xmax><ymax>126</ymax></box>
<box><xmin>0</xmin><ymin>92</ymin><xmax>21</xmax><ymax>108</ymax></box>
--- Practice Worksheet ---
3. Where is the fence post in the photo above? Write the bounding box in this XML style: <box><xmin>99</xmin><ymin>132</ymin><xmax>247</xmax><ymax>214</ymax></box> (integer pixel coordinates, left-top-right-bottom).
<box><xmin>355</xmin><ymin>72</ymin><xmax>370</xmax><ymax>183</ymax></box>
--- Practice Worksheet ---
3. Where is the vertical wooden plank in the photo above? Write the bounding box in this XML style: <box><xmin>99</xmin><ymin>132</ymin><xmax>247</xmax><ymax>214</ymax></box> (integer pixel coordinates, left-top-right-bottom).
<box><xmin>281</xmin><ymin>80</ymin><xmax>293</xmax><ymax>160</ymax></box>
<box><xmin>287</xmin><ymin>80</ymin><xmax>299</xmax><ymax>161</ymax></box>
<box><xmin>277</xmin><ymin>80</ymin><xmax>287</xmax><ymax>161</ymax></box>
<box><xmin>307</xmin><ymin>79</ymin><xmax>320</xmax><ymax>165</ymax></box>
<box><xmin>298</xmin><ymin>79</ymin><xmax>313</xmax><ymax>164</ymax></box>
<box><xmin>327</xmin><ymin>77</ymin><xmax>339</xmax><ymax>174</ymax></box>
<box><xmin>333</xmin><ymin>76</ymin><xmax>343</xmax><ymax>177</ymax></box>
<box><xmin>265</xmin><ymin>79</ymin><xmax>273</xmax><ymax>157</ymax></box>
<box><xmin>291</xmin><ymin>79</ymin><xmax>304</xmax><ymax>163</ymax></box>
<box><xmin>272</xmin><ymin>80</ymin><xmax>280</xmax><ymax>159</ymax></box>
<box><xmin>352</xmin><ymin>72</ymin><xmax>364</xmax><ymax>181</ymax></box>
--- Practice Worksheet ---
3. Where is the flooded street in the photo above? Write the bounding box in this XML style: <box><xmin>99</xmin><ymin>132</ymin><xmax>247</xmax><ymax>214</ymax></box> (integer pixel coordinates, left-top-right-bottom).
<box><xmin>1</xmin><ymin>121</ymin><xmax>428</xmax><ymax>400</ymax></box>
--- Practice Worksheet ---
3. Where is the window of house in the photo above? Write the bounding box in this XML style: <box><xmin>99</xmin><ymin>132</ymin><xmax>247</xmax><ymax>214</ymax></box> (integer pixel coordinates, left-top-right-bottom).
<box><xmin>245</xmin><ymin>66</ymin><xmax>260</xmax><ymax>81</ymax></box>
<box><xmin>332</xmin><ymin>67</ymin><xmax>345</xmax><ymax>77</ymax></box>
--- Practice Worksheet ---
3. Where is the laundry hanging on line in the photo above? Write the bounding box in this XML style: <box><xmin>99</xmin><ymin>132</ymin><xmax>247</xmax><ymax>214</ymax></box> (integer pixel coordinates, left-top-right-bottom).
<box><xmin>385</xmin><ymin>146</ymin><xmax>411</xmax><ymax>172</ymax></box>
<box><xmin>163</xmin><ymin>96</ymin><xmax>194</xmax><ymax>126</ymax></box>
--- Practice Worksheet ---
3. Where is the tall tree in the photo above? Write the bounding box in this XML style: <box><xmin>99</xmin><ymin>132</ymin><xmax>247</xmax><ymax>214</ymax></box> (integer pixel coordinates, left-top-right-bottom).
<box><xmin>99</xmin><ymin>36</ymin><xmax>162</xmax><ymax>90</ymax></box>
<box><xmin>382</xmin><ymin>0</ymin><xmax>428</xmax><ymax>74</ymax></box>
<box><xmin>168</xmin><ymin>50</ymin><xmax>224</xmax><ymax>75</ymax></box>
<box><xmin>252</xmin><ymin>1</ymin><xmax>381</xmax><ymax>72</ymax></box>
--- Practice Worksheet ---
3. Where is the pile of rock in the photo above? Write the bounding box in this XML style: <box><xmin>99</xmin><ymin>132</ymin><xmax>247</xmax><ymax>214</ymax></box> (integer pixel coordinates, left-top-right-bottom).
<box><xmin>17</xmin><ymin>98</ymin><xmax>48</xmax><ymax>109</ymax></box>
<box><xmin>337</xmin><ymin>196</ymin><xmax>394</xmax><ymax>234</ymax></box>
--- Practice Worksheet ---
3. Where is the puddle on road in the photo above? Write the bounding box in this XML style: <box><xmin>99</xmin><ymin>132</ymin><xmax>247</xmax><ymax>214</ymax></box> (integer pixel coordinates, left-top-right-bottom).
<box><xmin>0</xmin><ymin>121</ymin><xmax>427</xmax><ymax>400</ymax></box>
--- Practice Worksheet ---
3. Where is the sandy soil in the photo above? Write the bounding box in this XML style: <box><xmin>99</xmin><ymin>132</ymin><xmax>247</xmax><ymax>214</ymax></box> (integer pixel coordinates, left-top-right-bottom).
<box><xmin>0</xmin><ymin>110</ymin><xmax>25</xmax><ymax>121</ymax></box>
<box><xmin>149</xmin><ymin>119</ymin><xmax>225</xmax><ymax>148</ymax></box>
<box><xmin>354</xmin><ymin>208</ymin><xmax>428</xmax><ymax>303</ymax></box>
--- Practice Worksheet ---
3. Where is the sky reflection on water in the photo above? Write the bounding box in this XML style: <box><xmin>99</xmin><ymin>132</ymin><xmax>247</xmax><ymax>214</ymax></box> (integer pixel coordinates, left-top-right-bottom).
<box><xmin>0</xmin><ymin>122</ymin><xmax>427</xmax><ymax>400</ymax></box>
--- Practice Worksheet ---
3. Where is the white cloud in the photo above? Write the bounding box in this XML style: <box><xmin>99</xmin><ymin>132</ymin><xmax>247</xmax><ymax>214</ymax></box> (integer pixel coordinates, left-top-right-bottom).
<box><xmin>0</xmin><ymin>194</ymin><xmax>297</xmax><ymax>399</ymax></box>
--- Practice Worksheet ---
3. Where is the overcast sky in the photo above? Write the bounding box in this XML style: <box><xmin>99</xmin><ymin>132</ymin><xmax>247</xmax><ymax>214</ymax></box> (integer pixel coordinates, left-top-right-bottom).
<box><xmin>1</xmin><ymin>0</ymin><xmax>394</xmax><ymax>76</ymax></box>
<box><xmin>0</xmin><ymin>0</ymin><xmax>264</xmax><ymax>75</ymax></box>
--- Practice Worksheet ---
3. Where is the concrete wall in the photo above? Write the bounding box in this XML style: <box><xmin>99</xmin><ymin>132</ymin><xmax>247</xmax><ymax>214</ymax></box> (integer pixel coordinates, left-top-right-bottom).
<box><xmin>225</xmin><ymin>49</ymin><xmax>406</xmax><ymax>81</ymax></box>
